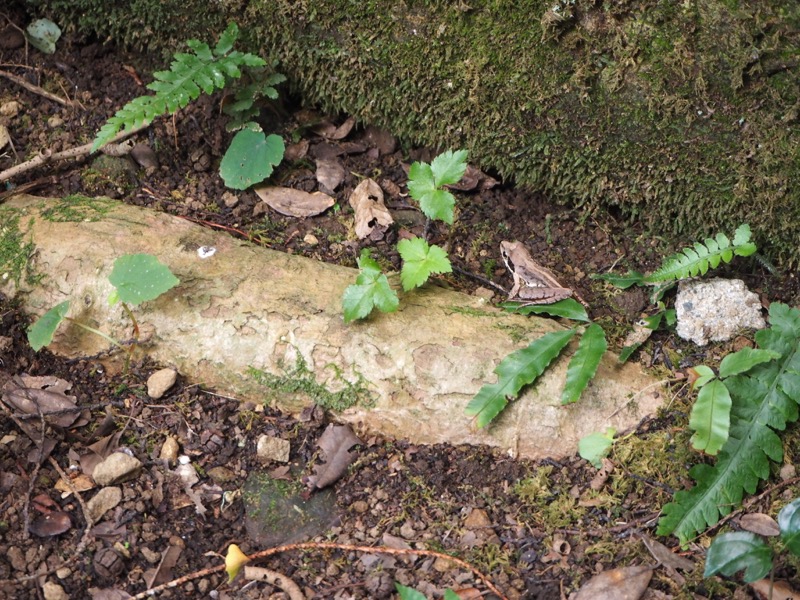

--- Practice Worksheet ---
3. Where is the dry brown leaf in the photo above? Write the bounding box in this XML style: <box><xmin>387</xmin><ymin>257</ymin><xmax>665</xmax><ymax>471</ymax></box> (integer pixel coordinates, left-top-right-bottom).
<box><xmin>88</xmin><ymin>588</ymin><xmax>133</xmax><ymax>600</ymax></box>
<box><xmin>589</xmin><ymin>457</ymin><xmax>615</xmax><ymax>490</ymax></box>
<box><xmin>450</xmin><ymin>588</ymin><xmax>483</xmax><ymax>600</ymax></box>
<box><xmin>750</xmin><ymin>578</ymin><xmax>799</xmax><ymax>600</ymax></box>
<box><xmin>349</xmin><ymin>178</ymin><xmax>394</xmax><ymax>240</ymax></box>
<box><xmin>571</xmin><ymin>565</ymin><xmax>653</xmax><ymax>600</ymax></box>
<box><xmin>316</xmin><ymin>158</ymin><xmax>346</xmax><ymax>191</ymax></box>
<box><xmin>638</xmin><ymin>534</ymin><xmax>695</xmax><ymax>573</ymax></box>
<box><xmin>0</xmin><ymin>124</ymin><xmax>10</xmax><ymax>150</ymax></box>
<box><xmin>55</xmin><ymin>473</ymin><xmax>95</xmax><ymax>498</ymax></box>
<box><xmin>447</xmin><ymin>164</ymin><xmax>492</xmax><ymax>191</ymax></box>
<box><xmin>311</xmin><ymin>116</ymin><xmax>355</xmax><ymax>140</ymax></box>
<box><xmin>739</xmin><ymin>513</ymin><xmax>780</xmax><ymax>537</ymax></box>
<box><xmin>144</xmin><ymin>544</ymin><xmax>183</xmax><ymax>588</ymax></box>
<box><xmin>305</xmin><ymin>424</ymin><xmax>362</xmax><ymax>489</ymax></box>
<box><xmin>284</xmin><ymin>139</ymin><xmax>309</xmax><ymax>161</ymax></box>
<box><xmin>29</xmin><ymin>511</ymin><xmax>72</xmax><ymax>537</ymax></box>
<box><xmin>2</xmin><ymin>374</ymin><xmax>79</xmax><ymax>427</ymax></box>
<box><xmin>254</xmin><ymin>186</ymin><xmax>335</xmax><ymax>218</ymax></box>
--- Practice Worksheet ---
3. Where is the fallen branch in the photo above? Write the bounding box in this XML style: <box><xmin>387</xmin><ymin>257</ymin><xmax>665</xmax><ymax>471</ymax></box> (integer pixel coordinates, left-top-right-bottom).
<box><xmin>130</xmin><ymin>541</ymin><xmax>509</xmax><ymax>600</ymax></box>
<box><xmin>0</xmin><ymin>69</ymin><xmax>73</xmax><ymax>107</ymax></box>
<box><xmin>0</xmin><ymin>122</ymin><xmax>149</xmax><ymax>183</ymax></box>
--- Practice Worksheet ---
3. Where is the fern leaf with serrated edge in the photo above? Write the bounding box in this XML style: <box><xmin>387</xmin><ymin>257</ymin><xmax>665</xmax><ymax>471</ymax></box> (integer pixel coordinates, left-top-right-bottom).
<box><xmin>657</xmin><ymin>303</ymin><xmax>800</xmax><ymax>544</ymax></box>
<box><xmin>91</xmin><ymin>25</ymin><xmax>266</xmax><ymax>151</ymax></box>
<box><xmin>561</xmin><ymin>324</ymin><xmax>606</xmax><ymax>404</ymax></box>
<box><xmin>465</xmin><ymin>329</ymin><xmax>576</xmax><ymax>428</ymax></box>
<box><xmin>643</xmin><ymin>225</ymin><xmax>755</xmax><ymax>283</ymax></box>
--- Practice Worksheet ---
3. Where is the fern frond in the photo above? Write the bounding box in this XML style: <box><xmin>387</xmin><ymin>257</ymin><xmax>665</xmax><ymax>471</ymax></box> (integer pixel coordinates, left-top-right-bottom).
<box><xmin>91</xmin><ymin>22</ymin><xmax>266</xmax><ymax>151</ymax></box>
<box><xmin>643</xmin><ymin>224</ymin><xmax>757</xmax><ymax>283</ymax></box>
<box><xmin>658</xmin><ymin>303</ymin><xmax>800</xmax><ymax>544</ymax></box>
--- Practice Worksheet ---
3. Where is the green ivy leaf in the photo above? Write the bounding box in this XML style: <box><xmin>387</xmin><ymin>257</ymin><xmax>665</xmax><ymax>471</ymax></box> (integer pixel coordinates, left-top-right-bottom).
<box><xmin>397</xmin><ymin>238</ymin><xmax>452</xmax><ymax>291</ymax></box>
<box><xmin>443</xmin><ymin>590</ymin><xmax>461</xmax><ymax>600</ymax></box>
<box><xmin>561</xmin><ymin>324</ymin><xmax>607</xmax><ymax>404</ymax></box>
<box><xmin>704</xmin><ymin>531</ymin><xmax>772</xmax><ymax>583</ymax></box>
<box><xmin>430</xmin><ymin>149</ymin><xmax>468</xmax><ymax>187</ymax></box>
<box><xmin>591</xmin><ymin>271</ymin><xmax>645</xmax><ymax>289</ymax></box>
<box><xmin>342</xmin><ymin>250</ymin><xmax>399</xmax><ymax>322</ymax></box>
<box><xmin>778</xmin><ymin>498</ymin><xmax>800</xmax><ymax>556</ymax></box>
<box><xmin>578</xmin><ymin>427</ymin><xmax>616</xmax><ymax>468</ymax></box>
<box><xmin>465</xmin><ymin>329</ymin><xmax>576</xmax><ymax>428</ymax></box>
<box><xmin>27</xmin><ymin>300</ymin><xmax>71</xmax><ymax>351</ymax></box>
<box><xmin>395</xmin><ymin>584</ymin><xmax>427</xmax><ymax>600</ymax></box>
<box><xmin>504</xmin><ymin>298</ymin><xmax>589</xmax><ymax>322</ymax></box>
<box><xmin>108</xmin><ymin>254</ymin><xmax>180</xmax><ymax>306</ymax></box>
<box><xmin>718</xmin><ymin>348</ymin><xmax>781</xmax><ymax>378</ymax></box>
<box><xmin>689</xmin><ymin>379</ymin><xmax>732</xmax><ymax>456</ymax></box>
<box><xmin>219</xmin><ymin>127</ymin><xmax>285</xmax><ymax>190</ymax></box>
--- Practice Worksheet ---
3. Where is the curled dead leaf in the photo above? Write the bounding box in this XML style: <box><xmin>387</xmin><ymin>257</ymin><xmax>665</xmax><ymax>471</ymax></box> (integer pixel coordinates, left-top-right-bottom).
<box><xmin>348</xmin><ymin>178</ymin><xmax>394</xmax><ymax>240</ymax></box>
<box><xmin>2</xmin><ymin>374</ymin><xmax>80</xmax><ymax>428</ymax></box>
<box><xmin>312</xmin><ymin>116</ymin><xmax>355</xmax><ymax>140</ymax></box>
<box><xmin>572</xmin><ymin>565</ymin><xmax>653</xmax><ymax>600</ymax></box>
<box><xmin>316</xmin><ymin>158</ymin><xmax>346</xmax><ymax>191</ymax></box>
<box><xmin>254</xmin><ymin>186</ymin><xmax>335</xmax><ymax>218</ymax></box>
<box><xmin>29</xmin><ymin>511</ymin><xmax>72</xmax><ymax>537</ymax></box>
<box><xmin>305</xmin><ymin>424</ymin><xmax>362</xmax><ymax>490</ymax></box>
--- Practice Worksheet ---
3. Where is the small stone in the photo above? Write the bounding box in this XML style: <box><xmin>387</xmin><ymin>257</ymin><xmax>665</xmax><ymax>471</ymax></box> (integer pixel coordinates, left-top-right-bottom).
<box><xmin>433</xmin><ymin>556</ymin><xmax>455</xmax><ymax>572</ymax></box>
<box><xmin>55</xmin><ymin>567</ymin><xmax>71</xmax><ymax>579</ymax></box>
<box><xmin>7</xmin><ymin>546</ymin><xmax>25</xmax><ymax>572</ymax></box>
<box><xmin>47</xmin><ymin>115</ymin><xmax>64</xmax><ymax>128</ymax></box>
<box><xmin>113</xmin><ymin>541</ymin><xmax>131</xmax><ymax>559</ymax></box>
<box><xmin>159</xmin><ymin>436</ymin><xmax>180</xmax><ymax>464</ymax></box>
<box><xmin>147</xmin><ymin>368</ymin><xmax>177</xmax><ymax>399</ymax></box>
<box><xmin>130</xmin><ymin>143</ymin><xmax>158</xmax><ymax>169</ymax></box>
<box><xmin>256</xmin><ymin>435</ymin><xmax>290</xmax><ymax>463</ymax></box>
<box><xmin>222</xmin><ymin>191</ymin><xmax>239</xmax><ymax>208</ymax></box>
<box><xmin>42</xmin><ymin>581</ymin><xmax>68</xmax><ymax>600</ymax></box>
<box><xmin>207</xmin><ymin>466</ymin><xmax>237</xmax><ymax>484</ymax></box>
<box><xmin>253</xmin><ymin>201</ymin><xmax>269</xmax><ymax>217</ymax></box>
<box><xmin>780</xmin><ymin>463</ymin><xmax>796</xmax><ymax>481</ymax></box>
<box><xmin>92</xmin><ymin>453</ymin><xmax>142</xmax><ymax>485</ymax></box>
<box><xmin>303</xmin><ymin>233</ymin><xmax>319</xmax><ymax>246</ymax></box>
<box><xmin>351</xmin><ymin>500</ymin><xmax>369</xmax><ymax>513</ymax></box>
<box><xmin>140</xmin><ymin>546</ymin><xmax>161</xmax><ymax>564</ymax></box>
<box><xmin>399</xmin><ymin>520</ymin><xmax>416</xmax><ymax>540</ymax></box>
<box><xmin>0</xmin><ymin>101</ymin><xmax>20</xmax><ymax>117</ymax></box>
<box><xmin>86</xmin><ymin>486</ymin><xmax>122</xmax><ymax>522</ymax></box>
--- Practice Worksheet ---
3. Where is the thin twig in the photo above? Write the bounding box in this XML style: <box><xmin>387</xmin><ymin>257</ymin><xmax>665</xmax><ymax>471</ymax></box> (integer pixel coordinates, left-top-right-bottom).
<box><xmin>0</xmin><ymin>122</ymin><xmax>149</xmax><ymax>183</ymax></box>
<box><xmin>129</xmin><ymin>541</ymin><xmax>509</xmax><ymax>600</ymax></box>
<box><xmin>0</xmin><ymin>69</ymin><xmax>73</xmax><ymax>107</ymax></box>
<box><xmin>243</xmin><ymin>566</ymin><xmax>303</xmax><ymax>600</ymax></box>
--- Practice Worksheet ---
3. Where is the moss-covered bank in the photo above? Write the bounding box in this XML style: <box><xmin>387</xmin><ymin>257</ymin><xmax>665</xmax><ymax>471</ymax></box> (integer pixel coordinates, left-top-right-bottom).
<box><xmin>24</xmin><ymin>0</ymin><xmax>800</xmax><ymax>263</ymax></box>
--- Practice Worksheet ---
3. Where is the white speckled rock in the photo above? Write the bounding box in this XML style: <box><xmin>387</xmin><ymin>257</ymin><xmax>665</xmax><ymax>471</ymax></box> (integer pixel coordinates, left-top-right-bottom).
<box><xmin>675</xmin><ymin>278</ymin><xmax>766</xmax><ymax>346</ymax></box>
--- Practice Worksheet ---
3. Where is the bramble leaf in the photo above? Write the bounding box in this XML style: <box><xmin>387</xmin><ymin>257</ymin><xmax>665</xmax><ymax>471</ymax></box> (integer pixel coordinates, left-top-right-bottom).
<box><xmin>579</xmin><ymin>427</ymin><xmax>616</xmax><ymax>468</ymax></box>
<box><xmin>465</xmin><ymin>329</ymin><xmax>576</xmax><ymax>428</ymax></box>
<box><xmin>395</xmin><ymin>584</ymin><xmax>426</xmax><ymax>600</ymax></box>
<box><xmin>342</xmin><ymin>249</ymin><xmax>399</xmax><ymax>322</ymax></box>
<box><xmin>561</xmin><ymin>324</ymin><xmax>607</xmax><ymax>404</ymax></box>
<box><xmin>397</xmin><ymin>238</ymin><xmax>452</xmax><ymax>291</ymax></box>
<box><xmin>108</xmin><ymin>254</ymin><xmax>180</xmax><ymax>306</ymax></box>
<box><xmin>430</xmin><ymin>149</ymin><xmax>468</xmax><ymax>187</ymax></box>
<box><xmin>704</xmin><ymin>532</ymin><xmax>772</xmax><ymax>583</ymax></box>
<box><xmin>689</xmin><ymin>379</ymin><xmax>732</xmax><ymax>456</ymax></box>
<box><xmin>27</xmin><ymin>300</ymin><xmax>71</xmax><ymax>351</ymax></box>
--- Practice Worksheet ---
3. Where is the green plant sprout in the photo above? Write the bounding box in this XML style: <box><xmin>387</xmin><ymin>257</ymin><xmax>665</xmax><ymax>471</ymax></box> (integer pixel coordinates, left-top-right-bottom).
<box><xmin>704</xmin><ymin>498</ymin><xmax>800</xmax><ymax>587</ymax></box>
<box><xmin>395</xmin><ymin>583</ymin><xmax>460</xmax><ymax>600</ymax></box>
<box><xmin>91</xmin><ymin>22</ymin><xmax>286</xmax><ymax>191</ymax></box>
<box><xmin>342</xmin><ymin>149</ymin><xmax>466</xmax><ymax>321</ymax></box>
<box><xmin>27</xmin><ymin>253</ymin><xmax>179</xmax><ymax>370</ymax></box>
<box><xmin>658</xmin><ymin>302</ymin><xmax>800</xmax><ymax>545</ymax></box>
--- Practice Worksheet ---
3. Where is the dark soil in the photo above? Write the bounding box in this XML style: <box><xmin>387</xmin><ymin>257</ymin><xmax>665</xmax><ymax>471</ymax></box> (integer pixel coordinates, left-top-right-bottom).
<box><xmin>1</xmin><ymin>8</ymin><xmax>799</xmax><ymax>600</ymax></box>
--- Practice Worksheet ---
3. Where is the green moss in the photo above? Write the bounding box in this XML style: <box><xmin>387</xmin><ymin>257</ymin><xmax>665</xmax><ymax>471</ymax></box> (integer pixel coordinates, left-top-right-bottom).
<box><xmin>248</xmin><ymin>352</ymin><xmax>375</xmax><ymax>412</ymax></box>
<box><xmin>40</xmin><ymin>195</ymin><xmax>117</xmax><ymax>222</ymax></box>
<box><xmin>31</xmin><ymin>0</ymin><xmax>800</xmax><ymax>264</ymax></box>
<box><xmin>0</xmin><ymin>209</ymin><xmax>39</xmax><ymax>288</ymax></box>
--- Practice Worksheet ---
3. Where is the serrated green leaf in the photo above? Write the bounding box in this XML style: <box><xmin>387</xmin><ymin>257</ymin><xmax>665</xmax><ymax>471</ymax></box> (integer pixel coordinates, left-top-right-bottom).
<box><xmin>418</xmin><ymin>189</ymin><xmax>456</xmax><ymax>224</ymax></box>
<box><xmin>578</xmin><ymin>427</ymin><xmax>616</xmax><ymax>468</ymax></box>
<box><xmin>397</xmin><ymin>238</ymin><xmax>452</xmax><ymax>291</ymax></box>
<box><xmin>407</xmin><ymin>162</ymin><xmax>435</xmax><ymax>200</ymax></box>
<box><xmin>561</xmin><ymin>324</ymin><xmax>607</xmax><ymax>404</ymax></box>
<box><xmin>465</xmin><ymin>329</ymin><xmax>576</xmax><ymax>428</ymax></box>
<box><xmin>689</xmin><ymin>379</ymin><xmax>732</xmax><ymax>456</ymax></box>
<box><xmin>214</xmin><ymin>22</ymin><xmax>239</xmax><ymax>56</ymax></box>
<box><xmin>590</xmin><ymin>271</ymin><xmax>645</xmax><ymax>289</ymax></box>
<box><xmin>342</xmin><ymin>250</ymin><xmax>399</xmax><ymax>322</ymax></box>
<box><xmin>430</xmin><ymin>149</ymin><xmax>468</xmax><ymax>187</ymax></box>
<box><xmin>505</xmin><ymin>298</ymin><xmax>589</xmax><ymax>322</ymax></box>
<box><xmin>220</xmin><ymin>129</ymin><xmax>285</xmax><ymax>190</ymax></box>
<box><xmin>27</xmin><ymin>300</ymin><xmax>71</xmax><ymax>351</ymax></box>
<box><xmin>395</xmin><ymin>583</ymin><xmax>427</xmax><ymax>600</ymax></box>
<box><xmin>719</xmin><ymin>348</ymin><xmax>781</xmax><ymax>378</ymax></box>
<box><xmin>732</xmin><ymin>224</ymin><xmax>752</xmax><ymax>247</ymax></box>
<box><xmin>108</xmin><ymin>254</ymin><xmax>180</xmax><ymax>306</ymax></box>
<box><xmin>704</xmin><ymin>531</ymin><xmax>772</xmax><ymax>582</ymax></box>
<box><xmin>778</xmin><ymin>498</ymin><xmax>800</xmax><ymax>556</ymax></box>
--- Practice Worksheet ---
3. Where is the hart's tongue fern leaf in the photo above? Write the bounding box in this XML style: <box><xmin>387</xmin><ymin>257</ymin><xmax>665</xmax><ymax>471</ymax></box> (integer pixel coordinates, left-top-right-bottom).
<box><xmin>91</xmin><ymin>22</ymin><xmax>265</xmax><ymax>151</ymax></box>
<box><xmin>658</xmin><ymin>303</ymin><xmax>800</xmax><ymax>544</ymax></box>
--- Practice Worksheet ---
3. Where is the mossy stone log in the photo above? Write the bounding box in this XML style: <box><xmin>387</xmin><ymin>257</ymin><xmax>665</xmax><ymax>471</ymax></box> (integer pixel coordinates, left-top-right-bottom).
<box><xmin>27</xmin><ymin>0</ymin><xmax>800</xmax><ymax>264</ymax></box>
<box><xmin>0</xmin><ymin>195</ymin><xmax>663</xmax><ymax>460</ymax></box>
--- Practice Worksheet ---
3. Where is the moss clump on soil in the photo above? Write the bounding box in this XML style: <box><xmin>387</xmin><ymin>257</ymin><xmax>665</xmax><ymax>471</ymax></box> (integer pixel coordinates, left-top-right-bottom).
<box><xmin>0</xmin><ymin>209</ymin><xmax>39</xmax><ymax>288</ymax></box>
<box><xmin>29</xmin><ymin>0</ymin><xmax>800</xmax><ymax>264</ymax></box>
<box><xmin>248</xmin><ymin>353</ymin><xmax>375</xmax><ymax>412</ymax></box>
